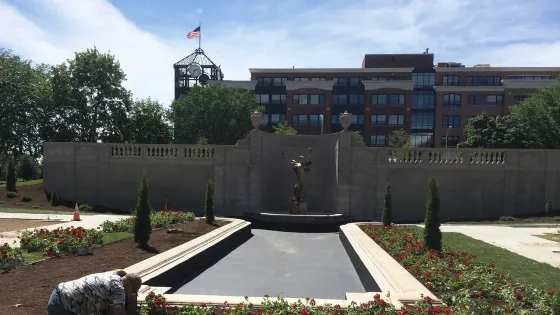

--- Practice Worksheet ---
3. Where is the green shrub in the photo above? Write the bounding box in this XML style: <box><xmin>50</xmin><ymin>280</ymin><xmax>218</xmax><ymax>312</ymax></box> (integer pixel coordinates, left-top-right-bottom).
<box><xmin>552</xmin><ymin>289</ymin><xmax>560</xmax><ymax>315</ymax></box>
<box><xmin>21</xmin><ymin>196</ymin><xmax>32</xmax><ymax>202</ymax></box>
<box><xmin>546</xmin><ymin>200</ymin><xmax>553</xmax><ymax>216</ymax></box>
<box><xmin>50</xmin><ymin>190</ymin><xmax>59</xmax><ymax>207</ymax></box>
<box><xmin>32</xmin><ymin>205</ymin><xmax>40</xmax><ymax>209</ymax></box>
<box><xmin>79</xmin><ymin>204</ymin><xmax>94</xmax><ymax>212</ymax></box>
<box><xmin>553</xmin><ymin>216</ymin><xmax>560</xmax><ymax>221</ymax></box>
<box><xmin>424</xmin><ymin>178</ymin><xmax>442</xmax><ymax>252</ymax></box>
<box><xmin>381</xmin><ymin>183</ymin><xmax>392</xmax><ymax>226</ymax></box>
<box><xmin>134</xmin><ymin>172</ymin><xmax>152</xmax><ymax>247</ymax></box>
<box><xmin>6</xmin><ymin>159</ymin><xmax>16</xmax><ymax>192</ymax></box>
<box><xmin>6</xmin><ymin>191</ymin><xmax>19</xmax><ymax>199</ymax></box>
<box><xmin>499</xmin><ymin>216</ymin><xmax>516</xmax><ymax>221</ymax></box>
<box><xmin>204</xmin><ymin>178</ymin><xmax>215</xmax><ymax>224</ymax></box>
<box><xmin>18</xmin><ymin>155</ymin><xmax>36</xmax><ymax>181</ymax></box>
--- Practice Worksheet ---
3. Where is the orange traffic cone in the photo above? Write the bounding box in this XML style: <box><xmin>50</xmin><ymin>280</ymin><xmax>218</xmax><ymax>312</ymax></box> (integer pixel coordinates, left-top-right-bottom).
<box><xmin>163</xmin><ymin>199</ymin><xmax>168</xmax><ymax>213</ymax></box>
<box><xmin>73</xmin><ymin>203</ymin><xmax>81</xmax><ymax>221</ymax></box>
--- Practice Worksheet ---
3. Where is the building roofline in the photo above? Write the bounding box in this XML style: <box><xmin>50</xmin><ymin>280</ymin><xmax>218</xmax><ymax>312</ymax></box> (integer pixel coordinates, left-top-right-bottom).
<box><xmin>249</xmin><ymin>68</ymin><xmax>415</xmax><ymax>73</ymax></box>
<box><xmin>435</xmin><ymin>67</ymin><xmax>560</xmax><ymax>72</ymax></box>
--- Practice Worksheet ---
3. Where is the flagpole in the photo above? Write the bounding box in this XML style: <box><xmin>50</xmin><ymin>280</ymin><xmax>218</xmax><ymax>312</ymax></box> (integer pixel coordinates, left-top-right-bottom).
<box><xmin>198</xmin><ymin>22</ymin><xmax>201</xmax><ymax>49</ymax></box>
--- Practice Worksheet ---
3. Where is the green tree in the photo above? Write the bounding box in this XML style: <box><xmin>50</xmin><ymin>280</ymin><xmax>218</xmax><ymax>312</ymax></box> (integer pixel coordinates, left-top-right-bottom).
<box><xmin>169</xmin><ymin>84</ymin><xmax>259</xmax><ymax>144</ymax></box>
<box><xmin>552</xmin><ymin>289</ymin><xmax>560</xmax><ymax>315</ymax></box>
<box><xmin>18</xmin><ymin>155</ymin><xmax>36</xmax><ymax>180</ymax></box>
<box><xmin>5</xmin><ymin>158</ymin><xmax>16</xmax><ymax>192</ymax></box>
<box><xmin>134</xmin><ymin>173</ymin><xmax>152</xmax><ymax>247</ymax></box>
<box><xmin>387</xmin><ymin>129</ymin><xmax>411</xmax><ymax>148</ymax></box>
<box><xmin>50</xmin><ymin>190</ymin><xmax>59</xmax><ymax>206</ymax></box>
<box><xmin>0</xmin><ymin>49</ymin><xmax>43</xmax><ymax>156</ymax></box>
<box><xmin>128</xmin><ymin>98</ymin><xmax>172</xmax><ymax>144</ymax></box>
<box><xmin>273</xmin><ymin>122</ymin><xmax>297</xmax><ymax>135</ymax></box>
<box><xmin>545</xmin><ymin>200</ymin><xmax>553</xmax><ymax>216</ymax></box>
<box><xmin>424</xmin><ymin>178</ymin><xmax>442</xmax><ymax>252</ymax></box>
<box><xmin>382</xmin><ymin>184</ymin><xmax>392</xmax><ymax>226</ymax></box>
<box><xmin>204</xmin><ymin>178</ymin><xmax>215</xmax><ymax>224</ymax></box>
<box><xmin>460</xmin><ymin>81</ymin><xmax>560</xmax><ymax>149</ymax></box>
<box><xmin>351</xmin><ymin>131</ymin><xmax>364</xmax><ymax>144</ymax></box>
<box><xmin>50</xmin><ymin>47</ymin><xmax>132</xmax><ymax>143</ymax></box>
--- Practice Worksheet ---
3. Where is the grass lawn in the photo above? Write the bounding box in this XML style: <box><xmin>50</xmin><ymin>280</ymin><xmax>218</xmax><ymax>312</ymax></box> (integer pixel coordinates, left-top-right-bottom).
<box><xmin>20</xmin><ymin>231</ymin><xmax>132</xmax><ymax>265</ymax></box>
<box><xmin>442</xmin><ymin>232</ymin><xmax>560</xmax><ymax>291</ymax></box>
<box><xmin>535</xmin><ymin>233</ymin><xmax>560</xmax><ymax>243</ymax></box>
<box><xmin>0</xmin><ymin>179</ymin><xmax>43</xmax><ymax>188</ymax></box>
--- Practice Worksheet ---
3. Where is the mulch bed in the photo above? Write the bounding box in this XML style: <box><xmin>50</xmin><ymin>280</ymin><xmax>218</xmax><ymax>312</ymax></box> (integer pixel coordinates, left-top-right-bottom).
<box><xmin>0</xmin><ymin>219</ymin><xmax>229</xmax><ymax>315</ymax></box>
<box><xmin>0</xmin><ymin>183</ymin><xmax>75</xmax><ymax>212</ymax></box>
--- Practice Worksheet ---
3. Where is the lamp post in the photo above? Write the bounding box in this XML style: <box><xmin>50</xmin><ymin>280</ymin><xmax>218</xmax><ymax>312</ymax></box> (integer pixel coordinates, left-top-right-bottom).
<box><xmin>319</xmin><ymin>114</ymin><xmax>324</xmax><ymax>135</ymax></box>
<box><xmin>445</xmin><ymin>126</ymin><xmax>451</xmax><ymax>148</ymax></box>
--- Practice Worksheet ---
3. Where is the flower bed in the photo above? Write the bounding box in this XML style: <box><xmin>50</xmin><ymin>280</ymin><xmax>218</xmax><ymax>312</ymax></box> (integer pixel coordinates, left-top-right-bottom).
<box><xmin>0</xmin><ymin>243</ymin><xmax>24</xmax><ymax>270</ymax></box>
<box><xmin>361</xmin><ymin>224</ymin><xmax>556</xmax><ymax>314</ymax></box>
<box><xmin>19</xmin><ymin>226</ymin><xmax>104</xmax><ymax>257</ymax></box>
<box><xmin>139</xmin><ymin>292</ymin><xmax>399</xmax><ymax>315</ymax></box>
<box><xmin>101</xmin><ymin>211</ymin><xmax>196</xmax><ymax>233</ymax></box>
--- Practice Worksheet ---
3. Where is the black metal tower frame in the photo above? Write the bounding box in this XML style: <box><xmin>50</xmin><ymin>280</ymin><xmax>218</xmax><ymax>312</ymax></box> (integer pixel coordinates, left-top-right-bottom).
<box><xmin>173</xmin><ymin>48</ymin><xmax>224</xmax><ymax>99</ymax></box>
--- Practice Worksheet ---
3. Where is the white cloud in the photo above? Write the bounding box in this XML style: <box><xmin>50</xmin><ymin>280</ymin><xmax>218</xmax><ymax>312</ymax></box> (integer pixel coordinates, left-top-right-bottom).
<box><xmin>1</xmin><ymin>0</ymin><xmax>559</xmax><ymax>105</ymax></box>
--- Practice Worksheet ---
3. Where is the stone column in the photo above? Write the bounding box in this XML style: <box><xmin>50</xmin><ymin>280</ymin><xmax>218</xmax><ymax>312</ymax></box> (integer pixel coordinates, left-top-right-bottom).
<box><xmin>248</xmin><ymin>111</ymin><xmax>263</xmax><ymax>214</ymax></box>
<box><xmin>337</xmin><ymin>112</ymin><xmax>352</xmax><ymax>214</ymax></box>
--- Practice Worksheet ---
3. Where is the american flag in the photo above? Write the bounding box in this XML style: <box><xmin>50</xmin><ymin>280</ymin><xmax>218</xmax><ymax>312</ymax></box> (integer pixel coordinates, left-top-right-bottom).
<box><xmin>186</xmin><ymin>26</ymin><xmax>201</xmax><ymax>39</ymax></box>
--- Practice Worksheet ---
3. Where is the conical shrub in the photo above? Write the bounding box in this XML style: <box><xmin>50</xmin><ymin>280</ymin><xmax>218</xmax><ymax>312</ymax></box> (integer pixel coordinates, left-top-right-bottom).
<box><xmin>204</xmin><ymin>178</ymin><xmax>215</xmax><ymax>224</ymax></box>
<box><xmin>424</xmin><ymin>178</ymin><xmax>442</xmax><ymax>252</ymax></box>
<box><xmin>134</xmin><ymin>172</ymin><xmax>152</xmax><ymax>247</ymax></box>
<box><xmin>382</xmin><ymin>184</ymin><xmax>392</xmax><ymax>226</ymax></box>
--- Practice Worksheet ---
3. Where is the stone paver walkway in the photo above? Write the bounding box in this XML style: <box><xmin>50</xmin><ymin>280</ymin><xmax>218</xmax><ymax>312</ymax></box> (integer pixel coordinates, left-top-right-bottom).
<box><xmin>0</xmin><ymin>212</ymin><xmax>129</xmax><ymax>247</ymax></box>
<box><xmin>431</xmin><ymin>224</ymin><xmax>560</xmax><ymax>268</ymax></box>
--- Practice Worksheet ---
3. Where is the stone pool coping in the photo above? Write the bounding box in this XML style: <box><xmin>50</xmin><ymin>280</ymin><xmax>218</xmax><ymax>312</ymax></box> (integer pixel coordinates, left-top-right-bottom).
<box><xmin>133</xmin><ymin>221</ymin><xmax>441</xmax><ymax>310</ymax></box>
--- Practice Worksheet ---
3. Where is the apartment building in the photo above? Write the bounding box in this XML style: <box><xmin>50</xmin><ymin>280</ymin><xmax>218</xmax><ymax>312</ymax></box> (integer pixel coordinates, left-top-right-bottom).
<box><xmin>208</xmin><ymin>53</ymin><xmax>560</xmax><ymax>148</ymax></box>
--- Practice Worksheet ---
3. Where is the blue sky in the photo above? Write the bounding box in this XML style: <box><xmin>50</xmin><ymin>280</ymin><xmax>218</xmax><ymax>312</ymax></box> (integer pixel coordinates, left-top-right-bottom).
<box><xmin>1</xmin><ymin>0</ymin><xmax>560</xmax><ymax>104</ymax></box>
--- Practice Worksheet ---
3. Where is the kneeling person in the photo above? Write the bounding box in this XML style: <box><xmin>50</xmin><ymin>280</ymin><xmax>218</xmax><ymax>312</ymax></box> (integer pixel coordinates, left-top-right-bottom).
<box><xmin>47</xmin><ymin>271</ymin><xmax>142</xmax><ymax>315</ymax></box>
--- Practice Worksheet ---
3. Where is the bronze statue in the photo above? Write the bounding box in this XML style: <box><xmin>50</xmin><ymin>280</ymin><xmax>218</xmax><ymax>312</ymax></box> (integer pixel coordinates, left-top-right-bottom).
<box><xmin>283</xmin><ymin>148</ymin><xmax>312</xmax><ymax>214</ymax></box>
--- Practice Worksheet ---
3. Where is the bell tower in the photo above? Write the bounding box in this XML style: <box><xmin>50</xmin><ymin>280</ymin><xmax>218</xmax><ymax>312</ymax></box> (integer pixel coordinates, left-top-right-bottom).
<box><xmin>173</xmin><ymin>48</ymin><xmax>224</xmax><ymax>99</ymax></box>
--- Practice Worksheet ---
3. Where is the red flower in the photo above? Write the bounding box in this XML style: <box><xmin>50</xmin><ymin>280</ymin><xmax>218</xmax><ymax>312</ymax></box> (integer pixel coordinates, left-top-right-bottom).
<box><xmin>377</xmin><ymin>299</ymin><xmax>387</xmax><ymax>307</ymax></box>
<box><xmin>373</xmin><ymin>293</ymin><xmax>380</xmax><ymax>300</ymax></box>
<box><xmin>148</xmin><ymin>292</ymin><xmax>156</xmax><ymax>298</ymax></box>
<box><xmin>47</xmin><ymin>251</ymin><xmax>54</xmax><ymax>257</ymax></box>
<box><xmin>1</xmin><ymin>252</ymin><xmax>7</xmax><ymax>259</ymax></box>
<box><xmin>547</xmin><ymin>289</ymin><xmax>555</xmax><ymax>296</ymax></box>
<box><xmin>200</xmin><ymin>303</ymin><xmax>206</xmax><ymax>307</ymax></box>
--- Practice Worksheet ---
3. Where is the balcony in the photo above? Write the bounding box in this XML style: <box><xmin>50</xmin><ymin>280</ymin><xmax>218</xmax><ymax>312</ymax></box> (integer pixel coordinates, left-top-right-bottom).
<box><xmin>207</xmin><ymin>80</ymin><xmax>257</xmax><ymax>90</ymax></box>
<box><xmin>501</xmin><ymin>79</ymin><xmax>557</xmax><ymax>90</ymax></box>
<box><xmin>362</xmin><ymin>80</ymin><xmax>414</xmax><ymax>91</ymax></box>
<box><xmin>285</xmin><ymin>80</ymin><xmax>336</xmax><ymax>91</ymax></box>
<box><xmin>434</xmin><ymin>81</ymin><xmax>504</xmax><ymax>93</ymax></box>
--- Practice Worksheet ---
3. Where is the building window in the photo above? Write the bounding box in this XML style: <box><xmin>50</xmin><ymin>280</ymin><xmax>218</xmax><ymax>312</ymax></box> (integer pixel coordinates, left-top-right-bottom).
<box><xmin>349</xmin><ymin>77</ymin><xmax>363</xmax><ymax>86</ymax></box>
<box><xmin>273</xmin><ymin>77</ymin><xmax>287</xmax><ymax>86</ymax></box>
<box><xmin>442</xmin><ymin>115</ymin><xmax>460</xmax><ymax>128</ymax></box>
<box><xmin>292</xmin><ymin>94</ymin><xmax>308</xmax><ymax>105</ymax></box>
<box><xmin>262</xmin><ymin>114</ymin><xmax>270</xmax><ymax>124</ymax></box>
<box><xmin>440</xmin><ymin>136</ymin><xmax>460</xmax><ymax>147</ymax></box>
<box><xmin>388</xmin><ymin>114</ymin><xmax>404</xmax><ymax>125</ymax></box>
<box><xmin>309</xmin><ymin>115</ymin><xmax>320</xmax><ymax>125</ymax></box>
<box><xmin>514</xmin><ymin>95</ymin><xmax>528</xmax><ymax>104</ymax></box>
<box><xmin>467</xmin><ymin>94</ymin><xmax>484</xmax><ymax>105</ymax></box>
<box><xmin>370</xmin><ymin>135</ymin><xmax>386</xmax><ymax>146</ymax></box>
<box><xmin>507</xmin><ymin>75</ymin><xmax>552</xmax><ymax>80</ymax></box>
<box><xmin>466</xmin><ymin>76</ymin><xmax>502</xmax><ymax>86</ymax></box>
<box><xmin>442</xmin><ymin>75</ymin><xmax>459</xmax><ymax>86</ymax></box>
<box><xmin>410</xmin><ymin>133</ymin><xmax>433</xmax><ymax>148</ymax></box>
<box><xmin>270</xmin><ymin>94</ymin><xmax>286</xmax><ymax>105</ymax></box>
<box><xmin>388</xmin><ymin>76</ymin><xmax>406</xmax><ymax>81</ymax></box>
<box><xmin>412</xmin><ymin>73</ymin><xmax>435</xmax><ymax>87</ymax></box>
<box><xmin>351</xmin><ymin>114</ymin><xmax>364</xmax><ymax>125</ymax></box>
<box><xmin>257</xmin><ymin>77</ymin><xmax>272</xmax><ymax>86</ymax></box>
<box><xmin>256</xmin><ymin>94</ymin><xmax>269</xmax><ymax>104</ymax></box>
<box><xmin>332</xmin><ymin>114</ymin><xmax>339</xmax><ymax>125</ymax></box>
<box><xmin>411</xmin><ymin>113</ymin><xmax>434</xmax><ymax>130</ymax></box>
<box><xmin>443</xmin><ymin>93</ymin><xmax>461</xmax><ymax>108</ymax></box>
<box><xmin>310</xmin><ymin>77</ymin><xmax>326</xmax><ymax>81</ymax></box>
<box><xmin>486</xmin><ymin>95</ymin><xmax>503</xmax><ymax>105</ymax></box>
<box><xmin>270</xmin><ymin>114</ymin><xmax>285</xmax><ymax>124</ymax></box>
<box><xmin>371</xmin><ymin>114</ymin><xmax>387</xmax><ymax>125</ymax></box>
<box><xmin>309</xmin><ymin>94</ymin><xmax>326</xmax><ymax>105</ymax></box>
<box><xmin>332</xmin><ymin>94</ymin><xmax>347</xmax><ymax>105</ymax></box>
<box><xmin>292</xmin><ymin>114</ymin><xmax>307</xmax><ymax>125</ymax></box>
<box><xmin>349</xmin><ymin>94</ymin><xmax>364</xmax><ymax>105</ymax></box>
<box><xmin>389</xmin><ymin>94</ymin><xmax>405</xmax><ymax>105</ymax></box>
<box><xmin>372</xmin><ymin>94</ymin><xmax>387</xmax><ymax>105</ymax></box>
<box><xmin>334</xmin><ymin>77</ymin><xmax>348</xmax><ymax>86</ymax></box>
<box><xmin>412</xmin><ymin>91</ymin><xmax>435</xmax><ymax>109</ymax></box>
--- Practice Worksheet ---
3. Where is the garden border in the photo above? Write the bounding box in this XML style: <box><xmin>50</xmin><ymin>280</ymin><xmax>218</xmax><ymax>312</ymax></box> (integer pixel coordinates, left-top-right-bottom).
<box><xmin>340</xmin><ymin>222</ymin><xmax>443</xmax><ymax>308</ymax></box>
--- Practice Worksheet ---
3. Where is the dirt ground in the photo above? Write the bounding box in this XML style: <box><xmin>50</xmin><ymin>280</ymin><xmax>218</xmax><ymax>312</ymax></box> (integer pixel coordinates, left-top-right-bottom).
<box><xmin>0</xmin><ymin>183</ymin><xmax>76</xmax><ymax>212</ymax></box>
<box><xmin>0</xmin><ymin>219</ymin><xmax>61</xmax><ymax>233</ymax></box>
<box><xmin>0</xmin><ymin>219</ymin><xmax>229</xmax><ymax>315</ymax></box>
<box><xmin>444</xmin><ymin>216</ymin><xmax>560</xmax><ymax>225</ymax></box>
